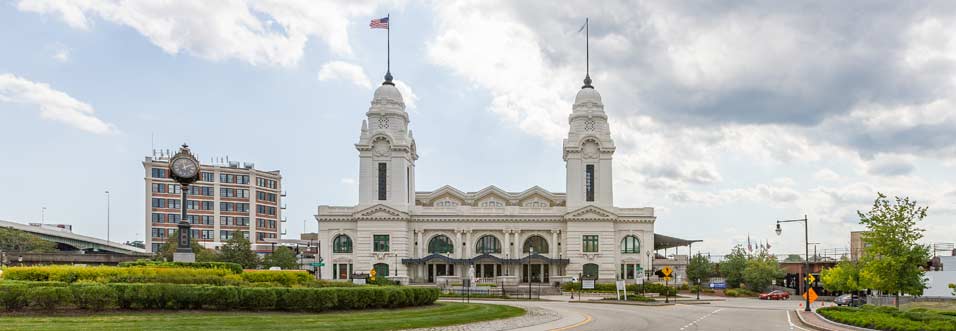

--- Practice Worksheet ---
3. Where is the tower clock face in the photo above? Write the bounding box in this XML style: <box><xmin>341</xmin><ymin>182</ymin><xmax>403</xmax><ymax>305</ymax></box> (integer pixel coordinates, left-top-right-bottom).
<box><xmin>171</xmin><ymin>157</ymin><xmax>198</xmax><ymax>178</ymax></box>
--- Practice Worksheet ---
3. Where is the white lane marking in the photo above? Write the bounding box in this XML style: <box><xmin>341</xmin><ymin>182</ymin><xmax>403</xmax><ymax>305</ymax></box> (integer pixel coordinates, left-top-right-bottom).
<box><xmin>679</xmin><ymin>308</ymin><xmax>723</xmax><ymax>330</ymax></box>
<box><xmin>786</xmin><ymin>310</ymin><xmax>811</xmax><ymax>331</ymax></box>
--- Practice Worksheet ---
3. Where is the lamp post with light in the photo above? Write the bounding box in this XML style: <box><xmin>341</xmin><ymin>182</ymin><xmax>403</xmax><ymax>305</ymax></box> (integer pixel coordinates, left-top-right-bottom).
<box><xmin>776</xmin><ymin>215</ymin><xmax>811</xmax><ymax>312</ymax></box>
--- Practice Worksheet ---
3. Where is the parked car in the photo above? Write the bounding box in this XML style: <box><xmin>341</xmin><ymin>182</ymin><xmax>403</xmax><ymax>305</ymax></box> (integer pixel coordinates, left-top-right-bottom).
<box><xmin>834</xmin><ymin>294</ymin><xmax>865</xmax><ymax>306</ymax></box>
<box><xmin>759</xmin><ymin>290</ymin><xmax>791</xmax><ymax>300</ymax></box>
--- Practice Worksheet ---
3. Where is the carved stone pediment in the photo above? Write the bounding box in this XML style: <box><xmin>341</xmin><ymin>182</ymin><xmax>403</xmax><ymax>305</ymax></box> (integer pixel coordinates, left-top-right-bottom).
<box><xmin>565</xmin><ymin>205</ymin><xmax>617</xmax><ymax>220</ymax></box>
<box><xmin>353</xmin><ymin>204</ymin><xmax>409</xmax><ymax>220</ymax></box>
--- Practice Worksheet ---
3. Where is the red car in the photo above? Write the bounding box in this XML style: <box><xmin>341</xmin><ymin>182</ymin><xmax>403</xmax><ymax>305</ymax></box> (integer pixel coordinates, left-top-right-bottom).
<box><xmin>759</xmin><ymin>290</ymin><xmax>791</xmax><ymax>300</ymax></box>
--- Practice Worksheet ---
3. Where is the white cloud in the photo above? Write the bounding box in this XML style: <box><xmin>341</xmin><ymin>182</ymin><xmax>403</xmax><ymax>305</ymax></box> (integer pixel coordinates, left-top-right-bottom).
<box><xmin>17</xmin><ymin>0</ymin><xmax>384</xmax><ymax>67</ymax></box>
<box><xmin>393</xmin><ymin>80</ymin><xmax>418</xmax><ymax>110</ymax></box>
<box><xmin>813</xmin><ymin>169</ymin><xmax>840</xmax><ymax>181</ymax></box>
<box><xmin>51</xmin><ymin>44</ymin><xmax>70</xmax><ymax>62</ymax></box>
<box><xmin>318</xmin><ymin>61</ymin><xmax>372</xmax><ymax>89</ymax></box>
<box><xmin>0</xmin><ymin>73</ymin><xmax>117</xmax><ymax>134</ymax></box>
<box><xmin>340</xmin><ymin>177</ymin><xmax>356</xmax><ymax>185</ymax></box>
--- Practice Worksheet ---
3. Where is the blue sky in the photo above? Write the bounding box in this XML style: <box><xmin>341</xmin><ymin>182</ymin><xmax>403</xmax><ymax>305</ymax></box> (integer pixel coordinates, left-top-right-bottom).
<box><xmin>1</xmin><ymin>1</ymin><xmax>954</xmax><ymax>257</ymax></box>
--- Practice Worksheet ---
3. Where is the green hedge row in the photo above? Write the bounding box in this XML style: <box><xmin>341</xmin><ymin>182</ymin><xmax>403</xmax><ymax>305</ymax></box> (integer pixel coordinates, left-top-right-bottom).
<box><xmin>818</xmin><ymin>305</ymin><xmax>956</xmax><ymax>331</ymax></box>
<box><xmin>238</xmin><ymin>270</ymin><xmax>313</xmax><ymax>286</ymax></box>
<box><xmin>3</xmin><ymin>266</ymin><xmax>234</xmax><ymax>285</ymax></box>
<box><xmin>0</xmin><ymin>282</ymin><xmax>439</xmax><ymax>312</ymax></box>
<box><xmin>560</xmin><ymin>282</ymin><xmax>678</xmax><ymax>296</ymax></box>
<box><xmin>118</xmin><ymin>260</ymin><xmax>243</xmax><ymax>274</ymax></box>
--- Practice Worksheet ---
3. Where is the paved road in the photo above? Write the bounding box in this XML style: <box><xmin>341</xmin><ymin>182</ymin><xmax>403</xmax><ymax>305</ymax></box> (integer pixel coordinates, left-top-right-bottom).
<box><xmin>472</xmin><ymin>295</ymin><xmax>821</xmax><ymax>331</ymax></box>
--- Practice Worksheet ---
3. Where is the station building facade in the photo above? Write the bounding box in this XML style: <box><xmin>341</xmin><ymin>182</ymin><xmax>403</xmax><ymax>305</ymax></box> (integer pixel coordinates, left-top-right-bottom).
<box><xmin>316</xmin><ymin>75</ymin><xmax>661</xmax><ymax>284</ymax></box>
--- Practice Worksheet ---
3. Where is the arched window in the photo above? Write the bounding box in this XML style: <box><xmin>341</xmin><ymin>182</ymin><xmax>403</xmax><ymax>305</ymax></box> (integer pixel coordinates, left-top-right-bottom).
<box><xmin>583</xmin><ymin>263</ymin><xmax>599</xmax><ymax>279</ymax></box>
<box><xmin>621</xmin><ymin>235</ymin><xmax>640</xmax><ymax>254</ymax></box>
<box><xmin>373</xmin><ymin>263</ymin><xmax>389</xmax><ymax>277</ymax></box>
<box><xmin>332</xmin><ymin>234</ymin><xmax>352</xmax><ymax>253</ymax></box>
<box><xmin>523</xmin><ymin>235</ymin><xmax>549</xmax><ymax>254</ymax></box>
<box><xmin>427</xmin><ymin>235</ymin><xmax>454</xmax><ymax>254</ymax></box>
<box><xmin>475</xmin><ymin>235</ymin><xmax>501</xmax><ymax>254</ymax></box>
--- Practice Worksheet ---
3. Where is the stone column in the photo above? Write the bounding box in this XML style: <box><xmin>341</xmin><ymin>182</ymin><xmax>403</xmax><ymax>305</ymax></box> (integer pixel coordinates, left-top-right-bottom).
<box><xmin>417</xmin><ymin>229</ymin><xmax>424</xmax><ymax>258</ymax></box>
<box><xmin>465</xmin><ymin>230</ymin><xmax>473</xmax><ymax>257</ymax></box>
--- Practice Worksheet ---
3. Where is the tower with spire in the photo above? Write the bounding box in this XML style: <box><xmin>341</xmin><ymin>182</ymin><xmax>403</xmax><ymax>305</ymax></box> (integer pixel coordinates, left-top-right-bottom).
<box><xmin>355</xmin><ymin>74</ymin><xmax>418</xmax><ymax>211</ymax></box>
<box><xmin>564</xmin><ymin>18</ymin><xmax>615</xmax><ymax>209</ymax></box>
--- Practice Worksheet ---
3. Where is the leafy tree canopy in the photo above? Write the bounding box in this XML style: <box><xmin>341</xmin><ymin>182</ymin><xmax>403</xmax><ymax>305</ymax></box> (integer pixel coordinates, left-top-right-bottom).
<box><xmin>742</xmin><ymin>248</ymin><xmax>785</xmax><ymax>292</ymax></box>
<box><xmin>821</xmin><ymin>259</ymin><xmax>862</xmax><ymax>293</ymax></box>
<box><xmin>0</xmin><ymin>227</ymin><xmax>56</xmax><ymax>253</ymax></box>
<box><xmin>720</xmin><ymin>245</ymin><xmax>748</xmax><ymax>288</ymax></box>
<box><xmin>220</xmin><ymin>236</ymin><xmax>260</xmax><ymax>269</ymax></box>
<box><xmin>857</xmin><ymin>193</ymin><xmax>931</xmax><ymax>305</ymax></box>
<box><xmin>262</xmin><ymin>246</ymin><xmax>299</xmax><ymax>270</ymax></box>
<box><xmin>686</xmin><ymin>253</ymin><xmax>714</xmax><ymax>284</ymax></box>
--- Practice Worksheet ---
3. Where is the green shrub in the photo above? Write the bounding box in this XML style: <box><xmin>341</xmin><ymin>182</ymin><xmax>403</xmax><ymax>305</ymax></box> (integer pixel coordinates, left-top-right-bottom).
<box><xmin>71</xmin><ymin>284</ymin><xmax>116</xmax><ymax>310</ymax></box>
<box><xmin>3</xmin><ymin>266</ymin><xmax>233</xmax><ymax>285</ymax></box>
<box><xmin>119</xmin><ymin>260</ymin><xmax>243</xmax><ymax>274</ymax></box>
<box><xmin>240</xmin><ymin>287</ymin><xmax>277</xmax><ymax>310</ymax></box>
<box><xmin>818</xmin><ymin>306</ymin><xmax>956</xmax><ymax>331</ymax></box>
<box><xmin>560</xmin><ymin>282</ymin><xmax>677</xmax><ymax>296</ymax></box>
<box><xmin>240</xmin><ymin>270</ymin><xmax>312</xmax><ymax>286</ymax></box>
<box><xmin>0</xmin><ymin>283</ymin><xmax>29</xmax><ymax>310</ymax></box>
<box><xmin>28</xmin><ymin>286</ymin><xmax>71</xmax><ymax>310</ymax></box>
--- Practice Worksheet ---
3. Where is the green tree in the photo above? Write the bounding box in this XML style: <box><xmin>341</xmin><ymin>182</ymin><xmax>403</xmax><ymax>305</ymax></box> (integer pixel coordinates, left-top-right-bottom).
<box><xmin>821</xmin><ymin>259</ymin><xmax>862</xmax><ymax>293</ymax></box>
<box><xmin>857</xmin><ymin>193</ymin><xmax>931</xmax><ymax>308</ymax></box>
<box><xmin>220</xmin><ymin>236</ymin><xmax>259</xmax><ymax>269</ymax></box>
<box><xmin>0</xmin><ymin>227</ymin><xmax>56</xmax><ymax>253</ymax></box>
<box><xmin>742</xmin><ymin>248</ymin><xmax>784</xmax><ymax>292</ymax></box>
<box><xmin>686</xmin><ymin>253</ymin><xmax>713</xmax><ymax>284</ymax></box>
<box><xmin>262</xmin><ymin>246</ymin><xmax>299</xmax><ymax>270</ymax></box>
<box><xmin>949</xmin><ymin>283</ymin><xmax>954</xmax><ymax>296</ymax></box>
<box><xmin>720</xmin><ymin>245</ymin><xmax>748</xmax><ymax>288</ymax></box>
<box><xmin>155</xmin><ymin>229</ymin><xmax>215</xmax><ymax>262</ymax></box>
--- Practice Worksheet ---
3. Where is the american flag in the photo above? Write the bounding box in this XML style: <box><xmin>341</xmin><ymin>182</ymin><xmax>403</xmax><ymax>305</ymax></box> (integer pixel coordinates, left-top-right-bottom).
<box><xmin>370</xmin><ymin>17</ymin><xmax>389</xmax><ymax>29</ymax></box>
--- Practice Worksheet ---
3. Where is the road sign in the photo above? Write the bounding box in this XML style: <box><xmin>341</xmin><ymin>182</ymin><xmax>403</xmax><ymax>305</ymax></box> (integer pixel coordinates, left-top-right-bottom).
<box><xmin>369</xmin><ymin>268</ymin><xmax>377</xmax><ymax>281</ymax></box>
<box><xmin>663</xmin><ymin>276</ymin><xmax>672</xmax><ymax>281</ymax></box>
<box><xmin>805</xmin><ymin>274</ymin><xmax>816</xmax><ymax>283</ymax></box>
<box><xmin>582</xmin><ymin>279</ymin><xmax>595</xmax><ymax>290</ymax></box>
<box><xmin>661</xmin><ymin>266</ymin><xmax>673</xmax><ymax>277</ymax></box>
<box><xmin>802</xmin><ymin>288</ymin><xmax>818</xmax><ymax>304</ymax></box>
<box><xmin>310</xmin><ymin>262</ymin><xmax>325</xmax><ymax>267</ymax></box>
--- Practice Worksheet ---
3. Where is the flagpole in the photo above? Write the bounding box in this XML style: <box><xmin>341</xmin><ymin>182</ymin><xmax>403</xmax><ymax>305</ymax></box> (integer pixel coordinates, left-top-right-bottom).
<box><xmin>387</xmin><ymin>13</ymin><xmax>390</xmax><ymax>76</ymax></box>
<box><xmin>586</xmin><ymin>17</ymin><xmax>589</xmax><ymax>78</ymax></box>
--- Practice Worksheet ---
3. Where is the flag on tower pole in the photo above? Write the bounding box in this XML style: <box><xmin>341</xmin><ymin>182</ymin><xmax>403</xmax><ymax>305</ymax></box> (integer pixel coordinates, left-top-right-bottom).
<box><xmin>370</xmin><ymin>15</ymin><xmax>392</xmax><ymax>84</ymax></box>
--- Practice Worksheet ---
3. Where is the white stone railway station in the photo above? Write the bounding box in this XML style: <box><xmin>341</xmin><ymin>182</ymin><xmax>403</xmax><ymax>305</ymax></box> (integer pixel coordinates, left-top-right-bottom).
<box><xmin>315</xmin><ymin>73</ymin><xmax>698</xmax><ymax>285</ymax></box>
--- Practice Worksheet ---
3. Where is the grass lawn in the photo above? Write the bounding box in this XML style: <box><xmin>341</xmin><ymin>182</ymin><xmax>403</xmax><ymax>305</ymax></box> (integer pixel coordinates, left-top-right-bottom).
<box><xmin>0</xmin><ymin>303</ymin><xmax>525</xmax><ymax>331</ymax></box>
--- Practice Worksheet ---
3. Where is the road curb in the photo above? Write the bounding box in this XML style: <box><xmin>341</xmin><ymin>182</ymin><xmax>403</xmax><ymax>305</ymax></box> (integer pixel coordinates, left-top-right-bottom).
<box><xmin>792</xmin><ymin>310</ymin><xmax>831</xmax><ymax>331</ymax></box>
<box><xmin>812</xmin><ymin>311</ymin><xmax>879</xmax><ymax>331</ymax></box>
<box><xmin>567</xmin><ymin>300</ymin><xmax>675</xmax><ymax>307</ymax></box>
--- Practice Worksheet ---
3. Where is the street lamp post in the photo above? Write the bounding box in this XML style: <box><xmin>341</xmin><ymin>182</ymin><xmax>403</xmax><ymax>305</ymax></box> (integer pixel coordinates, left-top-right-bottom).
<box><xmin>775</xmin><ymin>215</ymin><xmax>811</xmax><ymax>312</ymax></box>
<box><xmin>696</xmin><ymin>278</ymin><xmax>701</xmax><ymax>300</ymax></box>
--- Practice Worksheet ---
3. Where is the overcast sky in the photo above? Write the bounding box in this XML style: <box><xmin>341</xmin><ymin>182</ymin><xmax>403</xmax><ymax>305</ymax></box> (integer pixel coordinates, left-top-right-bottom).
<box><xmin>2</xmin><ymin>1</ymin><xmax>954</xmax><ymax>257</ymax></box>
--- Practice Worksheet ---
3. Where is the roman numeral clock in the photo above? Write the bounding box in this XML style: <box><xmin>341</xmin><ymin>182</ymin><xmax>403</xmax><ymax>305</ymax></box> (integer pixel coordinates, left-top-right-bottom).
<box><xmin>169</xmin><ymin>143</ymin><xmax>200</xmax><ymax>262</ymax></box>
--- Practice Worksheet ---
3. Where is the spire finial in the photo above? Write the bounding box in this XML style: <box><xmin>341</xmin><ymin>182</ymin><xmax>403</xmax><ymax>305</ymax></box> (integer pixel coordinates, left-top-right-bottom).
<box><xmin>581</xmin><ymin>17</ymin><xmax>593</xmax><ymax>89</ymax></box>
<box><xmin>383</xmin><ymin>70</ymin><xmax>394</xmax><ymax>86</ymax></box>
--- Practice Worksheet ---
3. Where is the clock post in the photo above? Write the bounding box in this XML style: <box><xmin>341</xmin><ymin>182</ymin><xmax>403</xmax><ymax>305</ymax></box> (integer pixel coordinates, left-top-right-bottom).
<box><xmin>169</xmin><ymin>144</ymin><xmax>201</xmax><ymax>263</ymax></box>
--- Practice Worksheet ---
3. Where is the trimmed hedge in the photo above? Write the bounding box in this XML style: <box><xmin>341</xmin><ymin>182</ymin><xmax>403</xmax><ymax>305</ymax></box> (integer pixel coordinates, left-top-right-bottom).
<box><xmin>818</xmin><ymin>305</ymin><xmax>956</xmax><ymax>331</ymax></box>
<box><xmin>118</xmin><ymin>260</ymin><xmax>243</xmax><ymax>274</ymax></box>
<box><xmin>561</xmin><ymin>282</ymin><xmax>678</xmax><ymax>296</ymax></box>
<box><xmin>240</xmin><ymin>270</ymin><xmax>313</xmax><ymax>287</ymax></box>
<box><xmin>0</xmin><ymin>282</ymin><xmax>439</xmax><ymax>312</ymax></box>
<box><xmin>3</xmin><ymin>266</ymin><xmax>235</xmax><ymax>285</ymax></box>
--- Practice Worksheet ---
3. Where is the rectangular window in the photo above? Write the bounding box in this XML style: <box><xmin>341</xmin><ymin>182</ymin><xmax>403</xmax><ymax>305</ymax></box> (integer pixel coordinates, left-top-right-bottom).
<box><xmin>151</xmin><ymin>213</ymin><xmax>163</xmax><ymax>222</ymax></box>
<box><xmin>220</xmin><ymin>230</ymin><xmax>232</xmax><ymax>240</ymax></box>
<box><xmin>238</xmin><ymin>175</ymin><xmax>249</xmax><ymax>184</ymax></box>
<box><xmin>373</xmin><ymin>234</ymin><xmax>389</xmax><ymax>252</ymax></box>
<box><xmin>151</xmin><ymin>198</ymin><xmax>166</xmax><ymax>208</ymax></box>
<box><xmin>377</xmin><ymin>162</ymin><xmax>387</xmax><ymax>200</ymax></box>
<box><xmin>202</xmin><ymin>172</ymin><xmax>214</xmax><ymax>182</ymax></box>
<box><xmin>151</xmin><ymin>183</ymin><xmax>165</xmax><ymax>193</ymax></box>
<box><xmin>168</xmin><ymin>214</ymin><xmax>181</xmax><ymax>223</ymax></box>
<box><xmin>583</xmin><ymin>235</ymin><xmax>599</xmax><ymax>253</ymax></box>
<box><xmin>585</xmin><ymin>164</ymin><xmax>595</xmax><ymax>202</ymax></box>
<box><xmin>202</xmin><ymin>230</ymin><xmax>213</xmax><ymax>240</ymax></box>
<box><xmin>151</xmin><ymin>168</ymin><xmax>166</xmax><ymax>178</ymax></box>
<box><xmin>167</xmin><ymin>199</ymin><xmax>180</xmax><ymax>209</ymax></box>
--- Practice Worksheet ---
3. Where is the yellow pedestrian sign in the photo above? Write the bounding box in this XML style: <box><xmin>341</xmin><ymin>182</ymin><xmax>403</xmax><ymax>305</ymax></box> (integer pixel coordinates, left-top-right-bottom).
<box><xmin>369</xmin><ymin>268</ymin><xmax>377</xmax><ymax>281</ymax></box>
<box><xmin>802</xmin><ymin>287</ymin><xmax>818</xmax><ymax>304</ymax></box>
<box><xmin>805</xmin><ymin>274</ymin><xmax>815</xmax><ymax>283</ymax></box>
<box><xmin>661</xmin><ymin>266</ymin><xmax>673</xmax><ymax>277</ymax></box>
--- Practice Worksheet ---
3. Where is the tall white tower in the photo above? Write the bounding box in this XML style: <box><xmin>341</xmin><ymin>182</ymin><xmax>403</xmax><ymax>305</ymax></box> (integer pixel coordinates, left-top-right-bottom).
<box><xmin>564</xmin><ymin>76</ymin><xmax>615</xmax><ymax>209</ymax></box>
<box><xmin>356</xmin><ymin>79</ymin><xmax>418</xmax><ymax>211</ymax></box>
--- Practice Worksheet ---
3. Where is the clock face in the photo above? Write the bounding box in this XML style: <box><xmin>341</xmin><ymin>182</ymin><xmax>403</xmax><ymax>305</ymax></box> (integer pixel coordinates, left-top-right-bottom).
<box><xmin>171</xmin><ymin>157</ymin><xmax>198</xmax><ymax>178</ymax></box>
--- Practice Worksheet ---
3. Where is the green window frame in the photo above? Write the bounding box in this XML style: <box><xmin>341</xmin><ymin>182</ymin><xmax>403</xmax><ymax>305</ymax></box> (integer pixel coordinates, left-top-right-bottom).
<box><xmin>621</xmin><ymin>235</ymin><xmax>640</xmax><ymax>254</ymax></box>
<box><xmin>373</xmin><ymin>263</ymin><xmax>389</xmax><ymax>277</ymax></box>
<box><xmin>373</xmin><ymin>234</ymin><xmax>390</xmax><ymax>252</ymax></box>
<box><xmin>427</xmin><ymin>235</ymin><xmax>454</xmax><ymax>254</ymax></box>
<box><xmin>332</xmin><ymin>235</ymin><xmax>352</xmax><ymax>253</ymax></box>
<box><xmin>583</xmin><ymin>263</ymin><xmax>599</xmax><ymax>279</ymax></box>
<box><xmin>583</xmin><ymin>235</ymin><xmax>599</xmax><ymax>253</ymax></box>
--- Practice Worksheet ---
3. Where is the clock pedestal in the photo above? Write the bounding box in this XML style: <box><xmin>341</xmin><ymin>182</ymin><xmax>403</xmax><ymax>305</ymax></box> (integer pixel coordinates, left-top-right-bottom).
<box><xmin>173</xmin><ymin>252</ymin><xmax>196</xmax><ymax>263</ymax></box>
